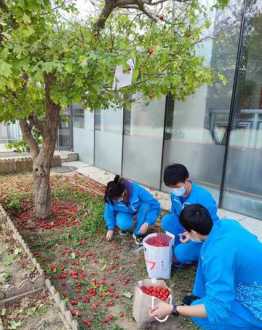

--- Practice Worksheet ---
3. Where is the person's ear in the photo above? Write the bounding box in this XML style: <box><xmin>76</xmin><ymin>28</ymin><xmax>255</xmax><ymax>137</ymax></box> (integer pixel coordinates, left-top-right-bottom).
<box><xmin>191</xmin><ymin>230</ymin><xmax>201</xmax><ymax>238</ymax></box>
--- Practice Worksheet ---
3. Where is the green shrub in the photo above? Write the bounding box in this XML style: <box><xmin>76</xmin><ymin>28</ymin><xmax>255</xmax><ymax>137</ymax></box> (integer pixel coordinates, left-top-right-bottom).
<box><xmin>80</xmin><ymin>197</ymin><xmax>105</xmax><ymax>236</ymax></box>
<box><xmin>6</xmin><ymin>140</ymin><xmax>30</xmax><ymax>152</ymax></box>
<box><xmin>6</xmin><ymin>129</ymin><xmax>42</xmax><ymax>153</ymax></box>
<box><xmin>6</xmin><ymin>193</ymin><xmax>24</xmax><ymax>212</ymax></box>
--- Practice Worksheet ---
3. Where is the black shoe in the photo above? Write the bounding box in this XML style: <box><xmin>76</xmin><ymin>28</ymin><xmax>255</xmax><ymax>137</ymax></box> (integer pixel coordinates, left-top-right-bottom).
<box><xmin>133</xmin><ymin>234</ymin><xmax>145</xmax><ymax>246</ymax></box>
<box><xmin>119</xmin><ymin>230</ymin><xmax>128</xmax><ymax>237</ymax></box>
<box><xmin>182</xmin><ymin>294</ymin><xmax>200</xmax><ymax>305</ymax></box>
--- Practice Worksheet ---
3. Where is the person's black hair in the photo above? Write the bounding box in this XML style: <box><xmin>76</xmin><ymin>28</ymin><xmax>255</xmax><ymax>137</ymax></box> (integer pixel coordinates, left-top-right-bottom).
<box><xmin>179</xmin><ymin>204</ymin><xmax>213</xmax><ymax>235</ymax></box>
<box><xmin>104</xmin><ymin>175</ymin><xmax>126</xmax><ymax>203</ymax></box>
<box><xmin>163</xmin><ymin>164</ymin><xmax>189</xmax><ymax>186</ymax></box>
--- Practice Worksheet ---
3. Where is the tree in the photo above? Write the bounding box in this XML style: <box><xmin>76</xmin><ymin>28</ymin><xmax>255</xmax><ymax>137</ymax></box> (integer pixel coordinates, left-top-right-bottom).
<box><xmin>0</xmin><ymin>0</ymin><xmax>228</xmax><ymax>218</ymax></box>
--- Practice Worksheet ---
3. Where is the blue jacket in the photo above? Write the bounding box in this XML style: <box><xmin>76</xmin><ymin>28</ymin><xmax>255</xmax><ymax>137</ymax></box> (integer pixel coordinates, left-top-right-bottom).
<box><xmin>104</xmin><ymin>181</ymin><xmax>160</xmax><ymax>230</ymax></box>
<box><xmin>193</xmin><ymin>220</ymin><xmax>262</xmax><ymax>328</ymax></box>
<box><xmin>170</xmin><ymin>182</ymin><xmax>219</xmax><ymax>223</ymax></box>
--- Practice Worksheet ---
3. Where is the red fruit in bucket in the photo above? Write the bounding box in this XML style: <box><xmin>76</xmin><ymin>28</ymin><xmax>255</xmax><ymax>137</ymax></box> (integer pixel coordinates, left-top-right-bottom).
<box><xmin>145</xmin><ymin>233</ymin><xmax>172</xmax><ymax>247</ymax></box>
<box><xmin>140</xmin><ymin>286</ymin><xmax>170</xmax><ymax>301</ymax></box>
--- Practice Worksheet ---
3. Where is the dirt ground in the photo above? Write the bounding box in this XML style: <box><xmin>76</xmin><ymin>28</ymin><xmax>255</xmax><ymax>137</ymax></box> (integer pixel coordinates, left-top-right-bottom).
<box><xmin>0</xmin><ymin>222</ymin><xmax>41</xmax><ymax>301</ymax></box>
<box><xmin>1</xmin><ymin>291</ymin><xmax>66</xmax><ymax>330</ymax></box>
<box><xmin>0</xmin><ymin>173</ymin><xmax>197</xmax><ymax>330</ymax></box>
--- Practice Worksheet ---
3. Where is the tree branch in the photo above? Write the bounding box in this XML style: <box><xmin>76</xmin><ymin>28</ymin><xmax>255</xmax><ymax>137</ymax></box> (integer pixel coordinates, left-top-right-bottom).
<box><xmin>28</xmin><ymin>113</ymin><xmax>46</xmax><ymax>136</ymax></box>
<box><xmin>43</xmin><ymin>73</ymin><xmax>60</xmax><ymax>157</ymax></box>
<box><xmin>144</xmin><ymin>0</ymin><xmax>168</xmax><ymax>5</ymax></box>
<box><xmin>19</xmin><ymin>119</ymin><xmax>39</xmax><ymax>159</ymax></box>
<box><xmin>136</xmin><ymin>2</ymin><xmax>158</xmax><ymax>21</ymax></box>
<box><xmin>94</xmin><ymin>0</ymin><xmax>115</xmax><ymax>33</ymax></box>
<box><xmin>0</xmin><ymin>0</ymin><xmax>7</xmax><ymax>45</ymax></box>
<box><xmin>0</xmin><ymin>0</ymin><xmax>7</xmax><ymax>10</ymax></box>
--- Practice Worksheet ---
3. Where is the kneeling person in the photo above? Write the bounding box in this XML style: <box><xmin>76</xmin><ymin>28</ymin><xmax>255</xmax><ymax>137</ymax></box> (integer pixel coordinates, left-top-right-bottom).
<box><xmin>104</xmin><ymin>175</ymin><xmax>160</xmax><ymax>245</ymax></box>
<box><xmin>161</xmin><ymin>164</ymin><xmax>219</xmax><ymax>264</ymax></box>
<box><xmin>151</xmin><ymin>204</ymin><xmax>262</xmax><ymax>330</ymax></box>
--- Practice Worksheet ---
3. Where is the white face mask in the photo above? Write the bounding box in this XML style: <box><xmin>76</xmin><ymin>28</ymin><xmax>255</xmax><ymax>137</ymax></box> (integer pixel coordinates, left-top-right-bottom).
<box><xmin>172</xmin><ymin>186</ymin><xmax>186</xmax><ymax>197</ymax></box>
<box><xmin>189</xmin><ymin>231</ymin><xmax>202</xmax><ymax>243</ymax></box>
<box><xmin>190</xmin><ymin>238</ymin><xmax>202</xmax><ymax>243</ymax></box>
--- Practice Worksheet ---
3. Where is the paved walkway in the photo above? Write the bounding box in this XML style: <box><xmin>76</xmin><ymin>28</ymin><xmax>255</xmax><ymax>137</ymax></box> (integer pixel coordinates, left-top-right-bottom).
<box><xmin>0</xmin><ymin>149</ymin><xmax>78</xmax><ymax>161</ymax></box>
<box><xmin>65</xmin><ymin>161</ymin><xmax>262</xmax><ymax>240</ymax></box>
<box><xmin>0</xmin><ymin>151</ymin><xmax>29</xmax><ymax>158</ymax></box>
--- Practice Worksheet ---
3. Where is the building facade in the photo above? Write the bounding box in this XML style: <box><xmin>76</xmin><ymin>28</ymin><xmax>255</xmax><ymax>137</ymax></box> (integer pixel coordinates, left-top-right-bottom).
<box><xmin>0</xmin><ymin>122</ymin><xmax>22</xmax><ymax>144</ymax></box>
<box><xmin>72</xmin><ymin>0</ymin><xmax>262</xmax><ymax>220</ymax></box>
<box><xmin>0</xmin><ymin>108</ymin><xmax>73</xmax><ymax>151</ymax></box>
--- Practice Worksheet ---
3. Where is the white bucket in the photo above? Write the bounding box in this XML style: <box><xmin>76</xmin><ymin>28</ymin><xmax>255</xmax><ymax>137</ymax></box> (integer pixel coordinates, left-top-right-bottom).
<box><xmin>143</xmin><ymin>232</ymin><xmax>174</xmax><ymax>279</ymax></box>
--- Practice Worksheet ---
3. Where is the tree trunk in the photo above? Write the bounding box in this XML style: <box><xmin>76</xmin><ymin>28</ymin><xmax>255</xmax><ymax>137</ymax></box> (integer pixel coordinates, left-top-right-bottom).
<box><xmin>33</xmin><ymin>74</ymin><xmax>60</xmax><ymax>218</ymax></box>
<box><xmin>20</xmin><ymin>119</ymin><xmax>56</xmax><ymax>219</ymax></box>
<box><xmin>33</xmin><ymin>112</ymin><xmax>60</xmax><ymax>218</ymax></box>
<box><xmin>33</xmin><ymin>148</ymin><xmax>52</xmax><ymax>219</ymax></box>
<box><xmin>19</xmin><ymin>74</ymin><xmax>60</xmax><ymax>219</ymax></box>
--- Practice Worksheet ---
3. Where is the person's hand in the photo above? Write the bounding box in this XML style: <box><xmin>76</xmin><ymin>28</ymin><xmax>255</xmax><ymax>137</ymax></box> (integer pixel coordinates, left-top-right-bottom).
<box><xmin>149</xmin><ymin>301</ymin><xmax>173</xmax><ymax>319</ymax></box>
<box><xmin>139</xmin><ymin>223</ymin><xmax>149</xmax><ymax>235</ymax></box>
<box><xmin>106</xmin><ymin>230</ymin><xmax>114</xmax><ymax>241</ymax></box>
<box><xmin>179</xmin><ymin>231</ymin><xmax>190</xmax><ymax>244</ymax></box>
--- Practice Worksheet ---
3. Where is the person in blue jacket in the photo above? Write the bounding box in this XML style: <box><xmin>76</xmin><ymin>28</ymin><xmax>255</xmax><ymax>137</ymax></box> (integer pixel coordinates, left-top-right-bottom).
<box><xmin>104</xmin><ymin>175</ymin><xmax>160</xmax><ymax>245</ymax></box>
<box><xmin>150</xmin><ymin>204</ymin><xmax>262</xmax><ymax>330</ymax></box>
<box><xmin>161</xmin><ymin>163</ymin><xmax>219</xmax><ymax>264</ymax></box>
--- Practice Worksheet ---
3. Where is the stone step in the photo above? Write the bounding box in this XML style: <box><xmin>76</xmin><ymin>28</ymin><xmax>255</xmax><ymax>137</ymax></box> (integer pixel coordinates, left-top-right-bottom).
<box><xmin>55</xmin><ymin>151</ymin><xmax>79</xmax><ymax>162</ymax></box>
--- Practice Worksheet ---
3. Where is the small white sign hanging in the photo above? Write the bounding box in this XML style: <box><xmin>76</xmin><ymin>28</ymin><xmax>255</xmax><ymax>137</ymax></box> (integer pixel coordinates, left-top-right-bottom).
<box><xmin>113</xmin><ymin>59</ymin><xmax>135</xmax><ymax>90</ymax></box>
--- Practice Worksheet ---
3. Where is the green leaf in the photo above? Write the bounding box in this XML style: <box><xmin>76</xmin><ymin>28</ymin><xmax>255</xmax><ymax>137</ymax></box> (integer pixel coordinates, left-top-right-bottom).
<box><xmin>3</xmin><ymin>255</ymin><xmax>14</xmax><ymax>266</ymax></box>
<box><xmin>22</xmin><ymin>14</ymin><xmax>31</xmax><ymax>24</ymax></box>
<box><xmin>122</xmin><ymin>291</ymin><xmax>132</xmax><ymax>299</ymax></box>
<box><xmin>14</xmin><ymin>248</ymin><xmax>22</xmax><ymax>256</ymax></box>
<box><xmin>9</xmin><ymin>320</ymin><xmax>22</xmax><ymax>330</ymax></box>
<box><xmin>1</xmin><ymin>308</ymin><xmax>6</xmax><ymax>316</ymax></box>
<box><xmin>65</xmin><ymin>63</ymin><xmax>73</xmax><ymax>73</ymax></box>
<box><xmin>0</xmin><ymin>60</ymin><xmax>12</xmax><ymax>77</ymax></box>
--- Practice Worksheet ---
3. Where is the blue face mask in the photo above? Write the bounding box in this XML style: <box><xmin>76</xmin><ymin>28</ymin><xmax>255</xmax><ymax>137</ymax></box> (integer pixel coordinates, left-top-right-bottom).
<box><xmin>172</xmin><ymin>186</ymin><xmax>186</xmax><ymax>197</ymax></box>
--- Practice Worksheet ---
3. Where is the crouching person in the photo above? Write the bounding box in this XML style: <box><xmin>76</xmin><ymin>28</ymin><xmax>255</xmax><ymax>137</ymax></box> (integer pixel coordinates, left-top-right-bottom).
<box><xmin>104</xmin><ymin>175</ymin><xmax>160</xmax><ymax>245</ymax></box>
<box><xmin>150</xmin><ymin>204</ymin><xmax>262</xmax><ymax>330</ymax></box>
<box><xmin>161</xmin><ymin>164</ymin><xmax>219</xmax><ymax>265</ymax></box>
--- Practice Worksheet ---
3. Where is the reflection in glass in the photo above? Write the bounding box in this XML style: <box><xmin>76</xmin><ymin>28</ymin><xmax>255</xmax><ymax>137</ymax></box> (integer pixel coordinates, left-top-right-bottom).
<box><xmin>223</xmin><ymin>0</ymin><xmax>262</xmax><ymax>219</ymax></box>
<box><xmin>94</xmin><ymin>108</ymin><xmax>123</xmax><ymax>174</ymax></box>
<box><xmin>122</xmin><ymin>95</ymin><xmax>166</xmax><ymax>189</ymax></box>
<box><xmin>162</xmin><ymin>1</ymin><xmax>244</xmax><ymax>198</ymax></box>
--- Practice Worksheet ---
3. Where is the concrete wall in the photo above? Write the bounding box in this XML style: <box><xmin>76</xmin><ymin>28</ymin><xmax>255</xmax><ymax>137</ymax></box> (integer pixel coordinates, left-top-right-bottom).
<box><xmin>73</xmin><ymin>111</ymin><xmax>94</xmax><ymax>164</ymax></box>
<box><xmin>0</xmin><ymin>156</ymin><xmax>61</xmax><ymax>175</ymax></box>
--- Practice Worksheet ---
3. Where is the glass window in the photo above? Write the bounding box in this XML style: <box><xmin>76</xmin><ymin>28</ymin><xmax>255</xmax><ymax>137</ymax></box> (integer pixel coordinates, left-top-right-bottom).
<box><xmin>162</xmin><ymin>1</ymin><xmax>244</xmax><ymax>199</ymax></box>
<box><xmin>73</xmin><ymin>111</ymin><xmax>94</xmax><ymax>164</ymax></box>
<box><xmin>94</xmin><ymin>108</ymin><xmax>123</xmax><ymax>174</ymax></box>
<box><xmin>122</xmin><ymin>95</ymin><xmax>166</xmax><ymax>189</ymax></box>
<box><xmin>58</xmin><ymin>109</ymin><xmax>73</xmax><ymax>150</ymax></box>
<box><xmin>72</xmin><ymin>105</ymin><xmax>85</xmax><ymax>129</ymax></box>
<box><xmin>222</xmin><ymin>0</ymin><xmax>262</xmax><ymax>219</ymax></box>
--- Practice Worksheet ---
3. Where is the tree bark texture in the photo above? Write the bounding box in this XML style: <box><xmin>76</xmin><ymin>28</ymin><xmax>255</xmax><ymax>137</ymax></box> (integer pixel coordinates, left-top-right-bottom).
<box><xmin>19</xmin><ymin>74</ymin><xmax>60</xmax><ymax>219</ymax></box>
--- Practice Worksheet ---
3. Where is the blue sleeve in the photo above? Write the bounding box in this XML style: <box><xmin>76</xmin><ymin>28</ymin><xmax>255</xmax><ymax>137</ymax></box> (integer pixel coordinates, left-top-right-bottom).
<box><xmin>200</xmin><ymin>192</ymin><xmax>219</xmax><ymax>223</ymax></box>
<box><xmin>170</xmin><ymin>193</ymin><xmax>183</xmax><ymax>216</ymax></box>
<box><xmin>137</xmin><ymin>185</ymin><xmax>160</xmax><ymax>225</ymax></box>
<box><xmin>138</xmin><ymin>186</ymin><xmax>160</xmax><ymax>208</ymax></box>
<box><xmin>197</xmin><ymin>243</ymin><xmax>235</xmax><ymax>324</ymax></box>
<box><xmin>103</xmin><ymin>203</ymin><xmax>116</xmax><ymax>230</ymax></box>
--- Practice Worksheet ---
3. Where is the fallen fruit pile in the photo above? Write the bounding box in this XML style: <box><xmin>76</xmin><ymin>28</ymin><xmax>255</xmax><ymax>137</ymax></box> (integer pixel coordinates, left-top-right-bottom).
<box><xmin>140</xmin><ymin>286</ymin><xmax>170</xmax><ymax>301</ymax></box>
<box><xmin>145</xmin><ymin>234</ymin><xmax>172</xmax><ymax>247</ymax></box>
<box><xmin>16</xmin><ymin>200</ymin><xmax>79</xmax><ymax>230</ymax></box>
